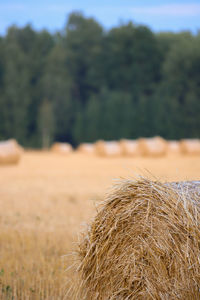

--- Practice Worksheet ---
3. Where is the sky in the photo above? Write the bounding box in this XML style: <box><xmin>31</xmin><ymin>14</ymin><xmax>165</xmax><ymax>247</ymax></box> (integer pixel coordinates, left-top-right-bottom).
<box><xmin>0</xmin><ymin>0</ymin><xmax>200</xmax><ymax>35</ymax></box>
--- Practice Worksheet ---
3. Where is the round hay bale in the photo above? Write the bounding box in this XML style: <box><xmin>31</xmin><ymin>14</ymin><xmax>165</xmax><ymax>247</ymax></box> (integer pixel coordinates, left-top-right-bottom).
<box><xmin>120</xmin><ymin>139</ymin><xmax>140</xmax><ymax>156</ymax></box>
<box><xmin>138</xmin><ymin>136</ymin><xmax>167</xmax><ymax>157</ymax></box>
<box><xmin>77</xmin><ymin>143</ymin><xmax>95</xmax><ymax>155</ymax></box>
<box><xmin>167</xmin><ymin>140</ymin><xmax>181</xmax><ymax>155</ymax></box>
<box><xmin>95</xmin><ymin>140</ymin><xmax>122</xmax><ymax>157</ymax></box>
<box><xmin>77</xmin><ymin>178</ymin><xmax>200</xmax><ymax>299</ymax></box>
<box><xmin>0</xmin><ymin>139</ymin><xmax>23</xmax><ymax>165</ymax></box>
<box><xmin>51</xmin><ymin>142</ymin><xmax>73</xmax><ymax>154</ymax></box>
<box><xmin>180</xmin><ymin>139</ymin><xmax>200</xmax><ymax>155</ymax></box>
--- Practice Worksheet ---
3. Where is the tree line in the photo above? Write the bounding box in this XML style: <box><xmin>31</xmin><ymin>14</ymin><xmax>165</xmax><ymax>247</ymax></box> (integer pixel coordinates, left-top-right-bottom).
<box><xmin>0</xmin><ymin>12</ymin><xmax>199</xmax><ymax>148</ymax></box>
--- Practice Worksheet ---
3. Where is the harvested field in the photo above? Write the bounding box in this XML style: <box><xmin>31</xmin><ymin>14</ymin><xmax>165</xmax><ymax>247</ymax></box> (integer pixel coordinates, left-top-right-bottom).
<box><xmin>0</xmin><ymin>151</ymin><xmax>199</xmax><ymax>299</ymax></box>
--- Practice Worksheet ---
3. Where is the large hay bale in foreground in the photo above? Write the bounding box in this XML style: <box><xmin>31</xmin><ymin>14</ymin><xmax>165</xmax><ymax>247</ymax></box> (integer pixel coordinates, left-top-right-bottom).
<box><xmin>180</xmin><ymin>139</ymin><xmax>200</xmax><ymax>155</ymax></box>
<box><xmin>95</xmin><ymin>140</ymin><xmax>122</xmax><ymax>157</ymax></box>
<box><xmin>51</xmin><ymin>142</ymin><xmax>73</xmax><ymax>154</ymax></box>
<box><xmin>138</xmin><ymin>136</ymin><xmax>167</xmax><ymax>157</ymax></box>
<box><xmin>120</xmin><ymin>139</ymin><xmax>140</xmax><ymax>156</ymax></box>
<box><xmin>77</xmin><ymin>178</ymin><xmax>200</xmax><ymax>299</ymax></box>
<box><xmin>77</xmin><ymin>143</ymin><xmax>95</xmax><ymax>155</ymax></box>
<box><xmin>0</xmin><ymin>139</ymin><xmax>23</xmax><ymax>165</ymax></box>
<box><xmin>167</xmin><ymin>140</ymin><xmax>181</xmax><ymax>155</ymax></box>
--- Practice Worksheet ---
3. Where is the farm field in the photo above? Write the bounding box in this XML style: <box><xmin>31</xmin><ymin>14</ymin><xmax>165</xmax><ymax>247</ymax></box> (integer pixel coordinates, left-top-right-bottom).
<box><xmin>0</xmin><ymin>151</ymin><xmax>200</xmax><ymax>299</ymax></box>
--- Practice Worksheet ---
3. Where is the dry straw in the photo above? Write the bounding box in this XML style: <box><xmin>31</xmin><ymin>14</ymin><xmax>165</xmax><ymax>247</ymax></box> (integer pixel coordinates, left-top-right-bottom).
<box><xmin>180</xmin><ymin>139</ymin><xmax>200</xmax><ymax>155</ymax></box>
<box><xmin>0</xmin><ymin>139</ymin><xmax>23</xmax><ymax>165</ymax></box>
<box><xmin>77</xmin><ymin>143</ymin><xmax>95</xmax><ymax>155</ymax></box>
<box><xmin>51</xmin><ymin>142</ymin><xmax>73</xmax><ymax>154</ymax></box>
<box><xmin>95</xmin><ymin>140</ymin><xmax>122</xmax><ymax>157</ymax></box>
<box><xmin>76</xmin><ymin>178</ymin><xmax>200</xmax><ymax>299</ymax></box>
<box><xmin>138</xmin><ymin>136</ymin><xmax>167</xmax><ymax>157</ymax></box>
<box><xmin>167</xmin><ymin>140</ymin><xmax>181</xmax><ymax>155</ymax></box>
<box><xmin>120</xmin><ymin>139</ymin><xmax>140</xmax><ymax>156</ymax></box>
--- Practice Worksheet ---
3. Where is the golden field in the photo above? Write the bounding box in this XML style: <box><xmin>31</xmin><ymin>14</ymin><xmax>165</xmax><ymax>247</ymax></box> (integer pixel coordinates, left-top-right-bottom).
<box><xmin>0</xmin><ymin>151</ymin><xmax>199</xmax><ymax>299</ymax></box>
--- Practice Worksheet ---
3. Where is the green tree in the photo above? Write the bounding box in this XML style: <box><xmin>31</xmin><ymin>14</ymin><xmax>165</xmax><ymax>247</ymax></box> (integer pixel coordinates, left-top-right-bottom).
<box><xmin>103</xmin><ymin>23</ymin><xmax>162</xmax><ymax>96</ymax></box>
<box><xmin>64</xmin><ymin>12</ymin><xmax>104</xmax><ymax>105</ymax></box>
<box><xmin>157</xmin><ymin>35</ymin><xmax>200</xmax><ymax>138</ymax></box>
<box><xmin>0</xmin><ymin>27</ymin><xmax>31</xmax><ymax>144</ymax></box>
<box><xmin>38</xmin><ymin>99</ymin><xmax>54</xmax><ymax>148</ymax></box>
<box><xmin>74</xmin><ymin>89</ymin><xmax>135</xmax><ymax>143</ymax></box>
<box><xmin>0</xmin><ymin>17</ymin><xmax>199</xmax><ymax>146</ymax></box>
<box><xmin>42</xmin><ymin>42</ymin><xmax>75</xmax><ymax>143</ymax></box>
<box><xmin>0</xmin><ymin>37</ymin><xmax>5</xmax><ymax>139</ymax></box>
<box><xmin>28</xmin><ymin>29</ymin><xmax>54</xmax><ymax>146</ymax></box>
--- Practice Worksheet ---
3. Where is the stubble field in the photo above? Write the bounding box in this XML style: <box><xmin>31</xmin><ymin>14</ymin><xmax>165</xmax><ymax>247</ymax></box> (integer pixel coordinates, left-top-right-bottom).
<box><xmin>0</xmin><ymin>151</ymin><xmax>199</xmax><ymax>299</ymax></box>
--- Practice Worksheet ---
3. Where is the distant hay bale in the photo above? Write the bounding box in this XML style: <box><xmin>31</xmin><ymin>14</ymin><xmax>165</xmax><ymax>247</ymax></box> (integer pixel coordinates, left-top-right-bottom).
<box><xmin>77</xmin><ymin>143</ymin><xmax>95</xmax><ymax>155</ymax></box>
<box><xmin>167</xmin><ymin>140</ymin><xmax>181</xmax><ymax>155</ymax></box>
<box><xmin>0</xmin><ymin>139</ymin><xmax>23</xmax><ymax>165</ymax></box>
<box><xmin>180</xmin><ymin>139</ymin><xmax>200</xmax><ymax>155</ymax></box>
<box><xmin>120</xmin><ymin>139</ymin><xmax>140</xmax><ymax>156</ymax></box>
<box><xmin>138</xmin><ymin>136</ymin><xmax>167</xmax><ymax>157</ymax></box>
<box><xmin>77</xmin><ymin>178</ymin><xmax>200</xmax><ymax>300</ymax></box>
<box><xmin>95</xmin><ymin>140</ymin><xmax>122</xmax><ymax>157</ymax></box>
<box><xmin>51</xmin><ymin>142</ymin><xmax>73</xmax><ymax>154</ymax></box>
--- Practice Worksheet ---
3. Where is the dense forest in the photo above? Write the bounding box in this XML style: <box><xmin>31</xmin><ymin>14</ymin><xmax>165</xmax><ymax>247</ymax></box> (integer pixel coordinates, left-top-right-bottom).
<box><xmin>0</xmin><ymin>12</ymin><xmax>199</xmax><ymax>148</ymax></box>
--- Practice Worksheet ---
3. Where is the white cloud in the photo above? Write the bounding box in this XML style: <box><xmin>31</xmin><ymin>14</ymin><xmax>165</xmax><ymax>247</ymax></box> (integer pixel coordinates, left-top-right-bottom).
<box><xmin>131</xmin><ymin>4</ymin><xmax>200</xmax><ymax>17</ymax></box>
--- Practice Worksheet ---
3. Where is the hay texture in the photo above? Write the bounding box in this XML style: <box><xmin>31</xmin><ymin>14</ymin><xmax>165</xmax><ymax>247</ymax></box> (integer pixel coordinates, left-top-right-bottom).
<box><xmin>120</xmin><ymin>139</ymin><xmax>140</xmax><ymax>156</ymax></box>
<box><xmin>167</xmin><ymin>140</ymin><xmax>181</xmax><ymax>155</ymax></box>
<box><xmin>77</xmin><ymin>178</ymin><xmax>200</xmax><ymax>300</ymax></box>
<box><xmin>95</xmin><ymin>141</ymin><xmax>122</xmax><ymax>157</ymax></box>
<box><xmin>0</xmin><ymin>139</ymin><xmax>23</xmax><ymax>165</ymax></box>
<box><xmin>138</xmin><ymin>136</ymin><xmax>167</xmax><ymax>157</ymax></box>
<box><xmin>77</xmin><ymin>143</ymin><xmax>95</xmax><ymax>155</ymax></box>
<box><xmin>51</xmin><ymin>142</ymin><xmax>73</xmax><ymax>154</ymax></box>
<box><xmin>180</xmin><ymin>139</ymin><xmax>200</xmax><ymax>155</ymax></box>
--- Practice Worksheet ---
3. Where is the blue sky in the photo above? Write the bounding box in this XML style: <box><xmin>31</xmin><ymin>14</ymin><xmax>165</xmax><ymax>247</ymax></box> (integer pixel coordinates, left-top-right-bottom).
<box><xmin>0</xmin><ymin>0</ymin><xmax>200</xmax><ymax>35</ymax></box>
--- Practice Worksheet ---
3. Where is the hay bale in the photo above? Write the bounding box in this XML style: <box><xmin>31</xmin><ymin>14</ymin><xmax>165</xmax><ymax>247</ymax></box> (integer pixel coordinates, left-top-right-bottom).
<box><xmin>51</xmin><ymin>142</ymin><xmax>73</xmax><ymax>154</ymax></box>
<box><xmin>138</xmin><ymin>136</ymin><xmax>167</xmax><ymax>157</ymax></box>
<box><xmin>180</xmin><ymin>139</ymin><xmax>200</xmax><ymax>155</ymax></box>
<box><xmin>120</xmin><ymin>139</ymin><xmax>140</xmax><ymax>156</ymax></box>
<box><xmin>167</xmin><ymin>140</ymin><xmax>181</xmax><ymax>155</ymax></box>
<box><xmin>77</xmin><ymin>143</ymin><xmax>95</xmax><ymax>155</ymax></box>
<box><xmin>77</xmin><ymin>178</ymin><xmax>200</xmax><ymax>299</ymax></box>
<box><xmin>0</xmin><ymin>139</ymin><xmax>23</xmax><ymax>165</ymax></box>
<box><xmin>95</xmin><ymin>140</ymin><xmax>122</xmax><ymax>157</ymax></box>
